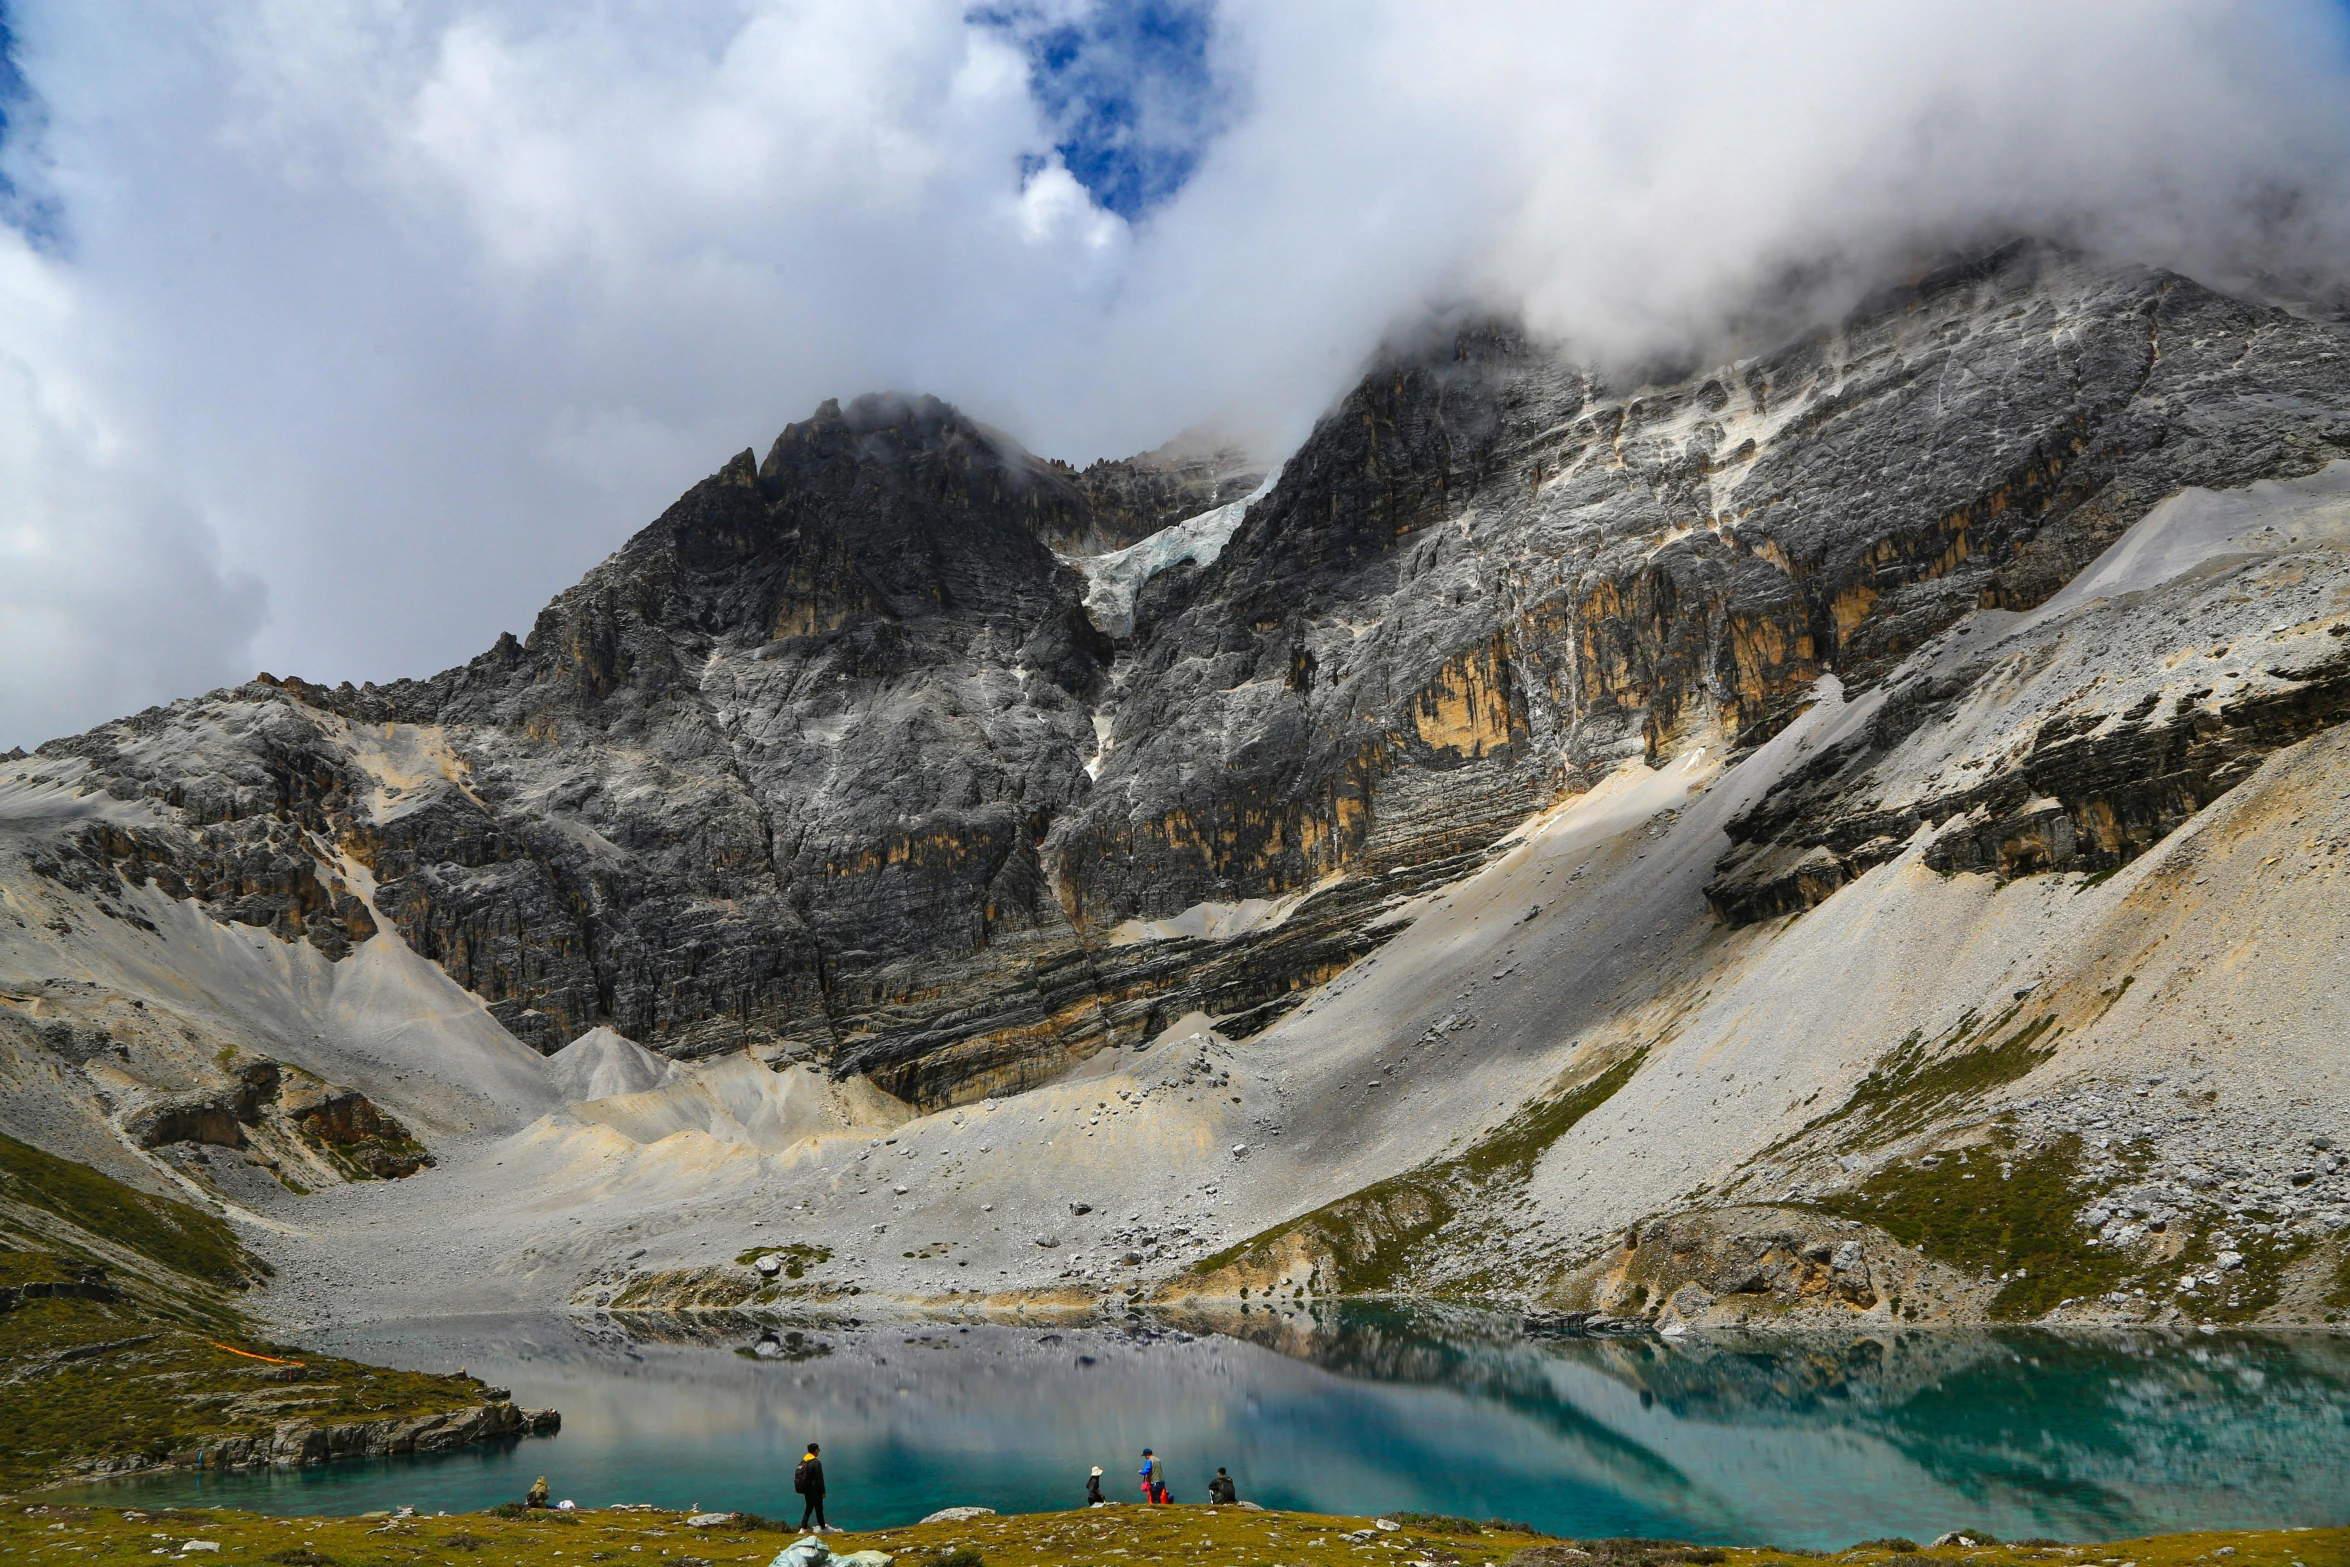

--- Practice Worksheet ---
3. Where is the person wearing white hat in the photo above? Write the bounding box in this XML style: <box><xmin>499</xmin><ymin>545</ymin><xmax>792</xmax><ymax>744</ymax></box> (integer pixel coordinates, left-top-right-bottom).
<box><xmin>1086</xmin><ymin>1466</ymin><xmax>1105</xmax><ymax>1506</ymax></box>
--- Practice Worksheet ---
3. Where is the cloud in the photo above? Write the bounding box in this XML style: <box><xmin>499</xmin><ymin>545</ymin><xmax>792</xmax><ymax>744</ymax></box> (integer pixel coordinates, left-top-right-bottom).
<box><xmin>0</xmin><ymin>226</ymin><xmax>264</xmax><ymax>750</ymax></box>
<box><xmin>1431</xmin><ymin>1</ymin><xmax>2350</xmax><ymax>357</ymax></box>
<box><xmin>1</xmin><ymin>0</ymin><xmax>2348</xmax><ymax>746</ymax></box>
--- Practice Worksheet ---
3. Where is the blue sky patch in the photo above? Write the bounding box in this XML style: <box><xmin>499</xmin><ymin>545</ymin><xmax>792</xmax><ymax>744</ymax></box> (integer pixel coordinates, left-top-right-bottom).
<box><xmin>0</xmin><ymin>0</ymin><xmax>62</xmax><ymax>247</ymax></box>
<box><xmin>975</xmin><ymin>0</ymin><xmax>1230</xmax><ymax>223</ymax></box>
<box><xmin>0</xmin><ymin>1</ymin><xmax>23</xmax><ymax>165</ymax></box>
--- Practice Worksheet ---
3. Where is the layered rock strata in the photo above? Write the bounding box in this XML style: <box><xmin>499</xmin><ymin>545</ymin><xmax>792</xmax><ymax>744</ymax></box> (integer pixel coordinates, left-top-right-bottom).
<box><xmin>1706</xmin><ymin>464</ymin><xmax>2350</xmax><ymax>922</ymax></box>
<box><xmin>19</xmin><ymin>242</ymin><xmax>2350</xmax><ymax>1108</ymax></box>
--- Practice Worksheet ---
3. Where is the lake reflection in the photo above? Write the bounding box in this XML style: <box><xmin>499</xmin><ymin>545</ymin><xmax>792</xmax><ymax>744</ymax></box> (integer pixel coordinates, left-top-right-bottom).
<box><xmin>57</xmin><ymin>1304</ymin><xmax>2350</xmax><ymax>1548</ymax></box>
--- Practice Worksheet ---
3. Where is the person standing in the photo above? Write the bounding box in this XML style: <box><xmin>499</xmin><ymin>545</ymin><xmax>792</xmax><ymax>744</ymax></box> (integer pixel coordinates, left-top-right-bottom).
<box><xmin>795</xmin><ymin>1441</ymin><xmax>828</xmax><ymax>1531</ymax></box>
<box><xmin>1087</xmin><ymin>1466</ymin><xmax>1106</xmax><ymax>1506</ymax></box>
<box><xmin>1139</xmin><ymin>1449</ymin><xmax>1161</xmax><ymax>1505</ymax></box>
<box><xmin>1209</xmin><ymin>1468</ymin><xmax>1236</xmax><ymax>1505</ymax></box>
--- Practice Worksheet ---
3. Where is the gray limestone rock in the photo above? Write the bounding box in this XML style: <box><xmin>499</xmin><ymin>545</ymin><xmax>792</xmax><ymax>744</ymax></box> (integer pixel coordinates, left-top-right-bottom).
<box><xmin>22</xmin><ymin>241</ymin><xmax>2350</xmax><ymax>1108</ymax></box>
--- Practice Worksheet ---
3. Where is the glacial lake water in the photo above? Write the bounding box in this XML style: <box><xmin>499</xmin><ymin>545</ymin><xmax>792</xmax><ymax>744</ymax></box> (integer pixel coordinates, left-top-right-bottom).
<box><xmin>54</xmin><ymin>1306</ymin><xmax>2350</xmax><ymax>1549</ymax></box>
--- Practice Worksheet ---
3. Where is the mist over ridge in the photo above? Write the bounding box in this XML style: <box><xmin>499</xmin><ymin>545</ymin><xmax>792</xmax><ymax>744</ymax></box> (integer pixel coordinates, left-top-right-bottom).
<box><xmin>3</xmin><ymin>1</ymin><xmax>2350</xmax><ymax>745</ymax></box>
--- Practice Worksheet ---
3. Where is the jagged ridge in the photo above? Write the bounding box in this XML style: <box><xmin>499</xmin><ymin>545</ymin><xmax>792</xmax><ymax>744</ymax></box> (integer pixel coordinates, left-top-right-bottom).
<box><xmin>19</xmin><ymin>241</ymin><xmax>2350</xmax><ymax>1112</ymax></box>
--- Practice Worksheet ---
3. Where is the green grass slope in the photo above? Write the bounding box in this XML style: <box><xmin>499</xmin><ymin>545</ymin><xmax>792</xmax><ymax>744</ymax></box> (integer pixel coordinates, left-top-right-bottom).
<box><xmin>0</xmin><ymin>1131</ymin><xmax>496</xmax><ymax>1491</ymax></box>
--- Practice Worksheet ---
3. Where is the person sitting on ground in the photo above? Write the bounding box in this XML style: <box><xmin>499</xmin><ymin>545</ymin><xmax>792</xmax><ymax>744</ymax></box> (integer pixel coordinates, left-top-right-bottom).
<box><xmin>526</xmin><ymin>1476</ymin><xmax>550</xmax><ymax>1509</ymax></box>
<box><xmin>795</xmin><ymin>1441</ymin><xmax>829</xmax><ymax>1531</ymax></box>
<box><xmin>1209</xmin><ymin>1468</ymin><xmax>1237</xmax><ymax>1505</ymax></box>
<box><xmin>1087</xmin><ymin>1466</ymin><xmax>1106</xmax><ymax>1506</ymax></box>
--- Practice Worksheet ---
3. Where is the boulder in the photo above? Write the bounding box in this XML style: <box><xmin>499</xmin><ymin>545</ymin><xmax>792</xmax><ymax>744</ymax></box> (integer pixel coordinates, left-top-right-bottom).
<box><xmin>1663</xmin><ymin>1283</ymin><xmax>1719</xmax><ymax>1323</ymax></box>
<box><xmin>1830</xmin><ymin>1239</ymin><xmax>1876</xmax><ymax>1305</ymax></box>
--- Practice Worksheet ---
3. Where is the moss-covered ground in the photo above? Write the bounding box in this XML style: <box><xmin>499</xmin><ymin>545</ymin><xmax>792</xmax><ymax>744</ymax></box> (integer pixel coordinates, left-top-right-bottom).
<box><xmin>0</xmin><ymin>1132</ymin><xmax>496</xmax><ymax>1491</ymax></box>
<box><xmin>1813</xmin><ymin>1125</ymin><xmax>2334</xmax><ymax>1324</ymax></box>
<box><xmin>0</xmin><ymin>1131</ymin><xmax>262</xmax><ymax>1291</ymax></box>
<box><xmin>1190</xmin><ymin>1050</ymin><xmax>1648</xmax><ymax>1296</ymax></box>
<box><xmin>1760</xmin><ymin>1005</ymin><xmax>2058</xmax><ymax>1163</ymax></box>
<box><xmin>735</xmin><ymin>1244</ymin><xmax>834</xmax><ymax>1279</ymax></box>
<box><xmin>2166</xmin><ymin>1223</ymin><xmax>2315</xmax><ymax>1324</ymax></box>
<box><xmin>1</xmin><ymin>1502</ymin><xmax>2339</xmax><ymax>1567</ymax></box>
<box><xmin>1815</xmin><ymin>1133</ymin><xmax>2130</xmax><ymax>1320</ymax></box>
<box><xmin>0</xmin><ymin>1297</ymin><xmax>498</xmax><ymax>1491</ymax></box>
<box><xmin>2328</xmin><ymin>1248</ymin><xmax>2350</xmax><ymax>1314</ymax></box>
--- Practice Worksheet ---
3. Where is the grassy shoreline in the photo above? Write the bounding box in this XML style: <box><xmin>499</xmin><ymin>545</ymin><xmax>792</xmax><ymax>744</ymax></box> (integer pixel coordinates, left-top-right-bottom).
<box><xmin>1</xmin><ymin>1131</ymin><xmax>517</xmax><ymax>1491</ymax></box>
<box><xmin>1</xmin><ymin>1502</ymin><xmax>2340</xmax><ymax>1567</ymax></box>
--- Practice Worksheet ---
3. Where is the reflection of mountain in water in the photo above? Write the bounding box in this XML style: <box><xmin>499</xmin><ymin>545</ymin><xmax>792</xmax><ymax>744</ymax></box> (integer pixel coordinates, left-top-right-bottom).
<box><xmin>1179</xmin><ymin>1303</ymin><xmax>2350</xmax><ymax>1540</ymax></box>
<box><xmin>76</xmin><ymin>1309</ymin><xmax>2350</xmax><ymax>1547</ymax></box>
<box><xmin>740</xmin><ymin>1328</ymin><xmax>833</xmax><ymax>1363</ymax></box>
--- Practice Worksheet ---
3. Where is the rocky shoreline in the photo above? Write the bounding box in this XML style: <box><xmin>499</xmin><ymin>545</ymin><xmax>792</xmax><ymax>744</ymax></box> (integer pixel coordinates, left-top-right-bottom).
<box><xmin>42</xmin><ymin>1396</ymin><xmax>562</xmax><ymax>1489</ymax></box>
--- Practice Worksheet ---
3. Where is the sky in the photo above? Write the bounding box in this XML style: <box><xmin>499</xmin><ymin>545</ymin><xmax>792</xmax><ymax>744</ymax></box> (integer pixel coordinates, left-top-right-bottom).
<box><xmin>3</xmin><ymin>1</ymin><xmax>2350</xmax><ymax>749</ymax></box>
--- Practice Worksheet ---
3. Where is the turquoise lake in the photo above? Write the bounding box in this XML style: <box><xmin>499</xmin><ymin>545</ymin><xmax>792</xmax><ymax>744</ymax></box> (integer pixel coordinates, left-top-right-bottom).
<box><xmin>54</xmin><ymin>1307</ymin><xmax>2350</xmax><ymax>1549</ymax></box>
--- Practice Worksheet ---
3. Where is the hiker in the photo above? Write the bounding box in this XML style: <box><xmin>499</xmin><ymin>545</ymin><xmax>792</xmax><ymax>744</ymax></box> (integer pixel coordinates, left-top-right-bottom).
<box><xmin>526</xmin><ymin>1476</ymin><xmax>550</xmax><ymax>1510</ymax></box>
<box><xmin>1209</xmin><ymin>1468</ymin><xmax>1237</xmax><ymax>1505</ymax></box>
<box><xmin>1139</xmin><ymin>1449</ymin><xmax>1165</xmax><ymax>1505</ymax></box>
<box><xmin>1087</xmin><ymin>1466</ymin><xmax>1106</xmax><ymax>1506</ymax></box>
<box><xmin>794</xmin><ymin>1441</ymin><xmax>828</xmax><ymax>1531</ymax></box>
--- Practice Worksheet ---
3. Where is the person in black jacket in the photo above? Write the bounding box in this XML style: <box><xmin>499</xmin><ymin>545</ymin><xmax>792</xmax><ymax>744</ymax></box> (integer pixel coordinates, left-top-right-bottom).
<box><xmin>1087</xmin><ymin>1467</ymin><xmax>1106</xmax><ymax>1506</ymax></box>
<box><xmin>1208</xmin><ymin>1468</ymin><xmax>1237</xmax><ymax>1505</ymax></box>
<box><xmin>794</xmin><ymin>1442</ymin><xmax>828</xmax><ymax>1530</ymax></box>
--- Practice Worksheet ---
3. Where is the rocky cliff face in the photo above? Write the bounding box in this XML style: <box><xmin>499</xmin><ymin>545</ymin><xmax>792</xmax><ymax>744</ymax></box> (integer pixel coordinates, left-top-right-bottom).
<box><xmin>20</xmin><ymin>242</ymin><xmax>2350</xmax><ymax>1115</ymax></box>
<box><xmin>1048</xmin><ymin>435</ymin><xmax>1266</xmax><ymax>555</ymax></box>
<box><xmin>1062</xmin><ymin>244</ymin><xmax>2350</xmax><ymax>938</ymax></box>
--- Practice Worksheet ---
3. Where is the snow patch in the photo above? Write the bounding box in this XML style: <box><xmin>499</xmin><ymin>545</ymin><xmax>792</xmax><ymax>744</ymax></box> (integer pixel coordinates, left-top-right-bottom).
<box><xmin>1065</xmin><ymin>480</ymin><xmax>1271</xmax><ymax>638</ymax></box>
<box><xmin>1084</xmin><ymin>711</ymin><xmax>1114</xmax><ymax>780</ymax></box>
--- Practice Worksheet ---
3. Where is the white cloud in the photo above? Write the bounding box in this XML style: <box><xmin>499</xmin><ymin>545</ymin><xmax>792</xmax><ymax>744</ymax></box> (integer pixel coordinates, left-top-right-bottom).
<box><xmin>1430</xmin><ymin>1</ymin><xmax>2350</xmax><ymax>356</ymax></box>
<box><xmin>1017</xmin><ymin>161</ymin><xmax>1123</xmax><ymax>252</ymax></box>
<box><xmin>0</xmin><ymin>229</ymin><xmax>264</xmax><ymax>749</ymax></box>
<box><xmin>3</xmin><ymin>0</ymin><xmax>2348</xmax><ymax>747</ymax></box>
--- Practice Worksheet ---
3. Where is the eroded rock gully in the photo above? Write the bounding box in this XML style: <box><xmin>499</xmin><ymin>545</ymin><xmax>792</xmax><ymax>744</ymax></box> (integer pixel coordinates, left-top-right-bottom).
<box><xmin>0</xmin><ymin>1000</ymin><xmax>433</xmax><ymax>1196</ymax></box>
<box><xmin>23</xmin><ymin>242</ymin><xmax>2350</xmax><ymax>1106</ymax></box>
